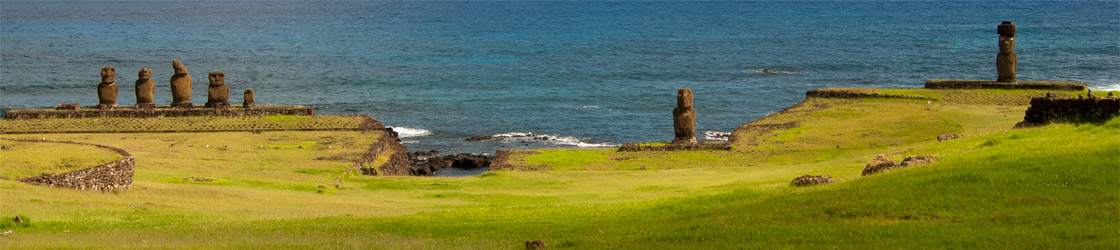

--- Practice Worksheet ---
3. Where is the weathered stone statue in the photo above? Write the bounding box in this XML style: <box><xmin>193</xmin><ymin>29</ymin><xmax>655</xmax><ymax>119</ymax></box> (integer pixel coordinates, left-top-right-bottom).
<box><xmin>243</xmin><ymin>88</ymin><xmax>255</xmax><ymax>108</ymax></box>
<box><xmin>672</xmin><ymin>88</ymin><xmax>697</xmax><ymax>144</ymax></box>
<box><xmin>97</xmin><ymin>66</ymin><xmax>119</xmax><ymax>109</ymax></box>
<box><xmin>134</xmin><ymin>67</ymin><xmax>156</xmax><ymax>109</ymax></box>
<box><xmin>169</xmin><ymin>59</ymin><xmax>193</xmax><ymax>108</ymax></box>
<box><xmin>997</xmin><ymin>21</ymin><xmax>1017</xmax><ymax>83</ymax></box>
<box><xmin>205</xmin><ymin>71</ymin><xmax>230</xmax><ymax>108</ymax></box>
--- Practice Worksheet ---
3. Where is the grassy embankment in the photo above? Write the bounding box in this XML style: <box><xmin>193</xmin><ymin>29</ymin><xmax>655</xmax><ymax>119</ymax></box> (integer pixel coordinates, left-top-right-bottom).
<box><xmin>1</xmin><ymin>88</ymin><xmax>1117</xmax><ymax>248</ymax></box>
<box><xmin>0</xmin><ymin>140</ymin><xmax>123</xmax><ymax>180</ymax></box>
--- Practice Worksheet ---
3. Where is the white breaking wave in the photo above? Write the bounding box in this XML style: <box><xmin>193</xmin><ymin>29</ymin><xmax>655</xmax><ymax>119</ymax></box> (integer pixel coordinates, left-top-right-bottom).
<box><xmin>704</xmin><ymin>131</ymin><xmax>731</xmax><ymax>141</ymax></box>
<box><xmin>1097</xmin><ymin>84</ymin><xmax>1120</xmax><ymax>92</ymax></box>
<box><xmin>575</xmin><ymin>142</ymin><xmax>619</xmax><ymax>148</ymax></box>
<box><xmin>389</xmin><ymin>127</ymin><xmax>432</xmax><ymax>138</ymax></box>
<box><xmin>485</xmin><ymin>132</ymin><xmax>618</xmax><ymax>148</ymax></box>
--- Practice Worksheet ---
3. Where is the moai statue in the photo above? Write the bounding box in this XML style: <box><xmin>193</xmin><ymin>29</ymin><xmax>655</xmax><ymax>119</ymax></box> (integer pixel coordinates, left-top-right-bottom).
<box><xmin>169</xmin><ymin>59</ymin><xmax>193</xmax><ymax>108</ymax></box>
<box><xmin>997</xmin><ymin>21</ymin><xmax>1017</xmax><ymax>83</ymax></box>
<box><xmin>672</xmin><ymin>88</ymin><xmax>697</xmax><ymax>144</ymax></box>
<box><xmin>204</xmin><ymin>71</ymin><xmax>230</xmax><ymax>108</ymax></box>
<box><xmin>134</xmin><ymin>67</ymin><xmax>156</xmax><ymax>109</ymax></box>
<box><xmin>243</xmin><ymin>88</ymin><xmax>256</xmax><ymax>108</ymax></box>
<box><xmin>97</xmin><ymin>66</ymin><xmax>119</xmax><ymax>109</ymax></box>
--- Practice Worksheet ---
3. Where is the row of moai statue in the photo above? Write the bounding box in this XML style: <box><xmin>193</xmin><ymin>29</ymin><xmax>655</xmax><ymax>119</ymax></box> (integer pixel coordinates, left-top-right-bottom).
<box><xmin>96</xmin><ymin>59</ymin><xmax>255</xmax><ymax>109</ymax></box>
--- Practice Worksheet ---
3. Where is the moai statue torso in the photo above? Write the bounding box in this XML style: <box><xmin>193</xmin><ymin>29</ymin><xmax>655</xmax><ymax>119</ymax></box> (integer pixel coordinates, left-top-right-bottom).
<box><xmin>243</xmin><ymin>88</ymin><xmax>255</xmax><ymax>108</ymax></box>
<box><xmin>134</xmin><ymin>67</ymin><xmax>156</xmax><ymax>109</ymax></box>
<box><xmin>169</xmin><ymin>59</ymin><xmax>193</xmax><ymax>108</ymax></box>
<box><xmin>205</xmin><ymin>71</ymin><xmax>230</xmax><ymax>108</ymax></box>
<box><xmin>672</xmin><ymin>88</ymin><xmax>697</xmax><ymax>144</ymax></box>
<box><xmin>97</xmin><ymin>66</ymin><xmax>118</xmax><ymax>109</ymax></box>
<box><xmin>997</xmin><ymin>21</ymin><xmax>1017</xmax><ymax>83</ymax></box>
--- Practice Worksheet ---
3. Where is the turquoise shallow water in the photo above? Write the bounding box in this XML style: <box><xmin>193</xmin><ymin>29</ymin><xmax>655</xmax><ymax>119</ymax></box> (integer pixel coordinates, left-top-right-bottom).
<box><xmin>2</xmin><ymin>1</ymin><xmax>1118</xmax><ymax>154</ymax></box>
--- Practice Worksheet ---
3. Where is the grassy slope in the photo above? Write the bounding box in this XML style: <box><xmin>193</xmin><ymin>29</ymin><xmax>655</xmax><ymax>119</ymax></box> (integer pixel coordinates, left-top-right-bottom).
<box><xmin>1</xmin><ymin>89</ymin><xmax>1116</xmax><ymax>248</ymax></box>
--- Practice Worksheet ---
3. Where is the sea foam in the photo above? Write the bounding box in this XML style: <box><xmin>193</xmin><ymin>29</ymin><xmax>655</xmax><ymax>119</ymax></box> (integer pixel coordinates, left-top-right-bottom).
<box><xmin>389</xmin><ymin>127</ymin><xmax>432</xmax><ymax>138</ymax></box>
<box><xmin>483</xmin><ymin>132</ymin><xmax>617</xmax><ymax>148</ymax></box>
<box><xmin>704</xmin><ymin>131</ymin><xmax>731</xmax><ymax>141</ymax></box>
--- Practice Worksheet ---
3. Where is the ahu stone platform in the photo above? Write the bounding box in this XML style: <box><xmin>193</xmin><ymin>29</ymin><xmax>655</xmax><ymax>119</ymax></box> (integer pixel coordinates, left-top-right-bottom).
<box><xmin>4</xmin><ymin>105</ymin><xmax>315</xmax><ymax>120</ymax></box>
<box><xmin>925</xmin><ymin>79</ymin><xmax>1086</xmax><ymax>91</ymax></box>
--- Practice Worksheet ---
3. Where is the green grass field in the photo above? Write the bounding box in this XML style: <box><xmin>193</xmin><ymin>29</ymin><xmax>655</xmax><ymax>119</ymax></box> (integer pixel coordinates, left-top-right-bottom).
<box><xmin>1</xmin><ymin>89</ymin><xmax>1116</xmax><ymax>249</ymax></box>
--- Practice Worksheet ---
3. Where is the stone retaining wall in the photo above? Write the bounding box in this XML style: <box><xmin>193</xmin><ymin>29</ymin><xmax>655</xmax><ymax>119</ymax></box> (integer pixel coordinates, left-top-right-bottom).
<box><xmin>805</xmin><ymin>89</ymin><xmax>929</xmax><ymax>100</ymax></box>
<box><xmin>924</xmin><ymin>79</ymin><xmax>1086</xmax><ymax>91</ymax></box>
<box><xmin>4</xmin><ymin>106</ymin><xmax>314</xmax><ymax>120</ymax></box>
<box><xmin>349</xmin><ymin>116</ymin><xmax>411</xmax><ymax>176</ymax></box>
<box><xmin>3</xmin><ymin>139</ymin><xmax>134</xmax><ymax>192</ymax></box>
<box><xmin>1021</xmin><ymin>96</ymin><xmax>1119</xmax><ymax>125</ymax></box>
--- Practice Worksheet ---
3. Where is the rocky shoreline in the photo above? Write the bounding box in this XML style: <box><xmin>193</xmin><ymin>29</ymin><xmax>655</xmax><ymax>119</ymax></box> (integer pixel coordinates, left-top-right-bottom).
<box><xmin>406</xmin><ymin>150</ymin><xmax>492</xmax><ymax>176</ymax></box>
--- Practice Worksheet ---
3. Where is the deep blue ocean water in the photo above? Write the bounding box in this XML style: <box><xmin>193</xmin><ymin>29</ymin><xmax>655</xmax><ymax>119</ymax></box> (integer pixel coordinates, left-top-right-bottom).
<box><xmin>3</xmin><ymin>1</ymin><xmax>1118</xmax><ymax>154</ymax></box>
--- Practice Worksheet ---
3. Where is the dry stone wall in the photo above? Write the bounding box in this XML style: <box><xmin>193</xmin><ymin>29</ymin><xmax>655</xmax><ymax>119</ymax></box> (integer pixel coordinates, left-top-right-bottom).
<box><xmin>349</xmin><ymin>116</ymin><xmax>411</xmax><ymax>176</ymax></box>
<box><xmin>1021</xmin><ymin>95</ymin><xmax>1119</xmax><ymax>125</ymax></box>
<box><xmin>4</xmin><ymin>139</ymin><xmax>134</xmax><ymax>192</ymax></box>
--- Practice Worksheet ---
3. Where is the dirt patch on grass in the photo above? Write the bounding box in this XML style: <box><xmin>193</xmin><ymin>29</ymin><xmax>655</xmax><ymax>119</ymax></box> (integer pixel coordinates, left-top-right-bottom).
<box><xmin>490</xmin><ymin>150</ymin><xmax>546</xmax><ymax>171</ymax></box>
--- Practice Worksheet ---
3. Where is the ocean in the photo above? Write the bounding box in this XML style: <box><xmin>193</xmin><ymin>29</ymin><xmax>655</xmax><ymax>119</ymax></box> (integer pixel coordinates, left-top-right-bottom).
<box><xmin>2</xmin><ymin>1</ymin><xmax>1118</xmax><ymax>154</ymax></box>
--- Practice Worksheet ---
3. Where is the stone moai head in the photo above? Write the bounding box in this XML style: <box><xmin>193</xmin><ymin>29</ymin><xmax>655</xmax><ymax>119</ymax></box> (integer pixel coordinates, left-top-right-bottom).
<box><xmin>999</xmin><ymin>35</ymin><xmax>1015</xmax><ymax>53</ymax></box>
<box><xmin>138</xmin><ymin>67</ymin><xmax>152</xmax><ymax>80</ymax></box>
<box><xmin>998</xmin><ymin>21</ymin><xmax>1016</xmax><ymax>53</ymax></box>
<box><xmin>209</xmin><ymin>72</ymin><xmax>226</xmax><ymax>86</ymax></box>
<box><xmin>100</xmin><ymin>66</ymin><xmax>116</xmax><ymax>83</ymax></box>
<box><xmin>172</xmin><ymin>59</ymin><xmax>188</xmax><ymax>74</ymax></box>
<box><xmin>677</xmin><ymin>88</ymin><xmax>693</xmax><ymax>108</ymax></box>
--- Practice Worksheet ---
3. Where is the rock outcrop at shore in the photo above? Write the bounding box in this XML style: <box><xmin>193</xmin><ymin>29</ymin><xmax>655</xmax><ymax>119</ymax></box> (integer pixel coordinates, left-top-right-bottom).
<box><xmin>407</xmin><ymin>150</ymin><xmax>491</xmax><ymax>176</ymax></box>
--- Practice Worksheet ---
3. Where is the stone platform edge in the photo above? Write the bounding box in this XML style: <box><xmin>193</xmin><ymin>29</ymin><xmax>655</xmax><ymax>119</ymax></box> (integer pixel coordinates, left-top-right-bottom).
<box><xmin>4</xmin><ymin>105</ymin><xmax>314</xmax><ymax>120</ymax></box>
<box><xmin>924</xmin><ymin>79</ymin><xmax>1086</xmax><ymax>91</ymax></box>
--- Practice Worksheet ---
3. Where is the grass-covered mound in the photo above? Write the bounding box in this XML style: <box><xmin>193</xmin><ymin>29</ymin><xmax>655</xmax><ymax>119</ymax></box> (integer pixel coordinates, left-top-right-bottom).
<box><xmin>0</xmin><ymin>88</ymin><xmax>1115</xmax><ymax>248</ymax></box>
<box><xmin>0</xmin><ymin>140</ymin><xmax>124</xmax><ymax>180</ymax></box>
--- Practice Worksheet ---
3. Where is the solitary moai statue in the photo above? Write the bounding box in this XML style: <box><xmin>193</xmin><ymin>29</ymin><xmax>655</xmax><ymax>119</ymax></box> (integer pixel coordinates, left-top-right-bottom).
<box><xmin>672</xmin><ymin>88</ymin><xmax>697</xmax><ymax>144</ymax></box>
<box><xmin>134</xmin><ymin>67</ymin><xmax>156</xmax><ymax>109</ymax></box>
<box><xmin>243</xmin><ymin>88</ymin><xmax>255</xmax><ymax>108</ymax></box>
<box><xmin>997</xmin><ymin>21</ymin><xmax>1017</xmax><ymax>83</ymax></box>
<box><xmin>205</xmin><ymin>71</ymin><xmax>230</xmax><ymax>108</ymax></box>
<box><xmin>169</xmin><ymin>59</ymin><xmax>193</xmax><ymax>108</ymax></box>
<box><xmin>97</xmin><ymin>66</ymin><xmax>119</xmax><ymax>109</ymax></box>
